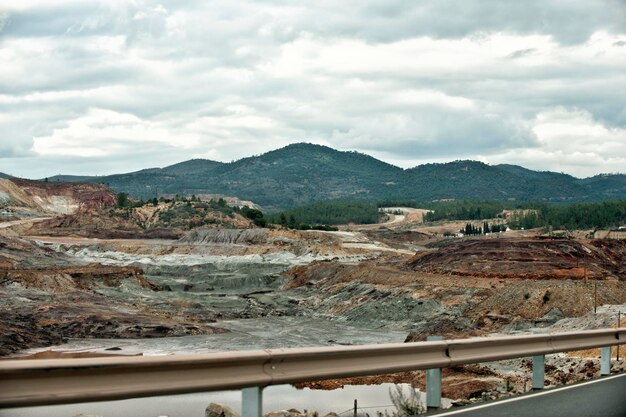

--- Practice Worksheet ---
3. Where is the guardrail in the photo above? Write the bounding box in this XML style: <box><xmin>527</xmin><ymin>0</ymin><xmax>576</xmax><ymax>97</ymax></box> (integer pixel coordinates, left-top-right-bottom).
<box><xmin>0</xmin><ymin>328</ymin><xmax>624</xmax><ymax>416</ymax></box>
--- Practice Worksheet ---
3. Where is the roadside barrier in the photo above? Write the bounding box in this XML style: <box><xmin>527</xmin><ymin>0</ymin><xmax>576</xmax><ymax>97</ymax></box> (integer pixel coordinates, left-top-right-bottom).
<box><xmin>0</xmin><ymin>328</ymin><xmax>623</xmax><ymax>416</ymax></box>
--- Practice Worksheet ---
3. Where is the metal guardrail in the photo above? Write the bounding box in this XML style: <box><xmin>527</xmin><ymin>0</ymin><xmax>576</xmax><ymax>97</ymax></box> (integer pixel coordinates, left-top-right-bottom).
<box><xmin>0</xmin><ymin>328</ymin><xmax>624</xmax><ymax>410</ymax></box>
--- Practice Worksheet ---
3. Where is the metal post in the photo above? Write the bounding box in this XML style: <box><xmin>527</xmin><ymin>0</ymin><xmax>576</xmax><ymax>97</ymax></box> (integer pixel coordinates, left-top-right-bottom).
<box><xmin>426</xmin><ymin>335</ymin><xmax>443</xmax><ymax>409</ymax></box>
<box><xmin>353</xmin><ymin>399</ymin><xmax>357</xmax><ymax>417</ymax></box>
<box><xmin>242</xmin><ymin>387</ymin><xmax>263</xmax><ymax>417</ymax></box>
<box><xmin>617</xmin><ymin>311</ymin><xmax>621</xmax><ymax>361</ymax></box>
<box><xmin>532</xmin><ymin>355</ymin><xmax>545</xmax><ymax>390</ymax></box>
<box><xmin>601</xmin><ymin>346</ymin><xmax>611</xmax><ymax>376</ymax></box>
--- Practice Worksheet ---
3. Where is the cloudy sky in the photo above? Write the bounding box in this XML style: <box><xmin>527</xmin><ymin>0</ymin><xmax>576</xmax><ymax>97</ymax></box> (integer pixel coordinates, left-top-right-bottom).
<box><xmin>1</xmin><ymin>0</ymin><xmax>625</xmax><ymax>178</ymax></box>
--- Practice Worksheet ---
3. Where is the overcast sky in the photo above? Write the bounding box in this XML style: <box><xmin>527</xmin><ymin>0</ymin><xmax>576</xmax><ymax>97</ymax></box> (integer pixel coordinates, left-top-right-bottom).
<box><xmin>1</xmin><ymin>0</ymin><xmax>625</xmax><ymax>178</ymax></box>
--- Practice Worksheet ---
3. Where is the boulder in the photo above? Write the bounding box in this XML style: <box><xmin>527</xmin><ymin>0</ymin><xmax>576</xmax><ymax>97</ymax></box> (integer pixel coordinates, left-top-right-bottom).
<box><xmin>206</xmin><ymin>403</ymin><xmax>240</xmax><ymax>417</ymax></box>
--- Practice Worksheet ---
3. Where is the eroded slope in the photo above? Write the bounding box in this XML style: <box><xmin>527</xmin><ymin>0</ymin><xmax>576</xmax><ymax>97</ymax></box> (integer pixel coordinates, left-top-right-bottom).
<box><xmin>407</xmin><ymin>238</ymin><xmax>626</xmax><ymax>280</ymax></box>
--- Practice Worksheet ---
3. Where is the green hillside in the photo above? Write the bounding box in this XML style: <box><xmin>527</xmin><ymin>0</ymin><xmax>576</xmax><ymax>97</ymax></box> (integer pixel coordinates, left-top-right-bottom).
<box><xmin>45</xmin><ymin>143</ymin><xmax>626</xmax><ymax>210</ymax></box>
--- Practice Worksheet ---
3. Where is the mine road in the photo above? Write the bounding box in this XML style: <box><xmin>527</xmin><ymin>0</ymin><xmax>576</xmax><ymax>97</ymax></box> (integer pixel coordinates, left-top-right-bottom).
<box><xmin>0</xmin><ymin>217</ymin><xmax>51</xmax><ymax>229</ymax></box>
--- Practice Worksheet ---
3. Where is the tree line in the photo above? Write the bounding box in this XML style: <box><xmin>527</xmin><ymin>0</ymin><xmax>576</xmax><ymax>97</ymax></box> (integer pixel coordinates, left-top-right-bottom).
<box><xmin>507</xmin><ymin>201</ymin><xmax>626</xmax><ymax>230</ymax></box>
<box><xmin>459</xmin><ymin>222</ymin><xmax>506</xmax><ymax>236</ymax></box>
<box><xmin>267</xmin><ymin>200</ymin><xmax>379</xmax><ymax>227</ymax></box>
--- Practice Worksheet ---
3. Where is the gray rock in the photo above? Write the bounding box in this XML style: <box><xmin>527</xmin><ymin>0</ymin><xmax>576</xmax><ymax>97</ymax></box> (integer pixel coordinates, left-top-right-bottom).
<box><xmin>206</xmin><ymin>403</ymin><xmax>240</xmax><ymax>417</ymax></box>
<box><xmin>535</xmin><ymin>307</ymin><xmax>565</xmax><ymax>327</ymax></box>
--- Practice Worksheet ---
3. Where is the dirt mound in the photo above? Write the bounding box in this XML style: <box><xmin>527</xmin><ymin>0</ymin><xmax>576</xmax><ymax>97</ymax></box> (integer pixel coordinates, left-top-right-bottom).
<box><xmin>1</xmin><ymin>264</ymin><xmax>157</xmax><ymax>292</ymax></box>
<box><xmin>26</xmin><ymin>213</ymin><xmax>184</xmax><ymax>239</ymax></box>
<box><xmin>22</xmin><ymin>199</ymin><xmax>256</xmax><ymax>239</ymax></box>
<box><xmin>407</xmin><ymin>238</ymin><xmax>626</xmax><ymax>280</ymax></box>
<box><xmin>0</xmin><ymin>178</ymin><xmax>115</xmax><ymax>217</ymax></box>
<box><xmin>362</xmin><ymin>229</ymin><xmax>432</xmax><ymax>250</ymax></box>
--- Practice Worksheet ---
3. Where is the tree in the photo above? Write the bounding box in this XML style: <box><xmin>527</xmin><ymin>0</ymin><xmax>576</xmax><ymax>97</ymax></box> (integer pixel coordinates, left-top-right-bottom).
<box><xmin>116</xmin><ymin>192</ymin><xmax>129</xmax><ymax>207</ymax></box>
<box><xmin>288</xmin><ymin>214</ymin><xmax>297</xmax><ymax>229</ymax></box>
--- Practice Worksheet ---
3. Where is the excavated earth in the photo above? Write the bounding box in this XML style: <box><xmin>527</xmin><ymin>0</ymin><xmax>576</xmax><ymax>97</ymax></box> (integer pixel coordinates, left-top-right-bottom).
<box><xmin>408</xmin><ymin>237</ymin><xmax>626</xmax><ymax>280</ymax></box>
<box><xmin>1</xmin><ymin>205</ymin><xmax>625</xmax><ymax>405</ymax></box>
<box><xmin>0</xmin><ymin>236</ymin><xmax>226</xmax><ymax>356</ymax></box>
<box><xmin>0</xmin><ymin>178</ymin><xmax>115</xmax><ymax>217</ymax></box>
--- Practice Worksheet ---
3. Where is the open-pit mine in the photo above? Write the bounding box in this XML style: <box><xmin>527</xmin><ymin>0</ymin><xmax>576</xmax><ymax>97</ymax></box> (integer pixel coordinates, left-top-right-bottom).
<box><xmin>1</xmin><ymin>178</ymin><xmax>625</xmax><ymax>416</ymax></box>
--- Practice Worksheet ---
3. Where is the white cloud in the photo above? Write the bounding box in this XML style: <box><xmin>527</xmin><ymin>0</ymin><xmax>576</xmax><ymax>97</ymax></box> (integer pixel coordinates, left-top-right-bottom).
<box><xmin>0</xmin><ymin>0</ymin><xmax>625</xmax><ymax>178</ymax></box>
<box><xmin>481</xmin><ymin>108</ymin><xmax>626</xmax><ymax>177</ymax></box>
<box><xmin>32</xmin><ymin>108</ymin><xmax>199</xmax><ymax>157</ymax></box>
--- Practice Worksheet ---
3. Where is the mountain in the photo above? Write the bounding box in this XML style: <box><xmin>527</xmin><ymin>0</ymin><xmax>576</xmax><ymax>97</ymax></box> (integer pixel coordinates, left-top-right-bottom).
<box><xmin>46</xmin><ymin>143</ymin><xmax>626</xmax><ymax>210</ymax></box>
<box><xmin>191</xmin><ymin>144</ymin><xmax>404</xmax><ymax>208</ymax></box>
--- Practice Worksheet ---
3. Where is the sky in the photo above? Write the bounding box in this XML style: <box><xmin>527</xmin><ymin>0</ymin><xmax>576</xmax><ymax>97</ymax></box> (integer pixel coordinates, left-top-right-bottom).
<box><xmin>0</xmin><ymin>0</ymin><xmax>625</xmax><ymax>179</ymax></box>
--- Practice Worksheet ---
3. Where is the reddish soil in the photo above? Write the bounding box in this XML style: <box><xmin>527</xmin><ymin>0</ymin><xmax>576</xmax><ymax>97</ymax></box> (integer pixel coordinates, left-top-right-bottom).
<box><xmin>8</xmin><ymin>178</ymin><xmax>116</xmax><ymax>212</ymax></box>
<box><xmin>407</xmin><ymin>238</ymin><xmax>626</xmax><ymax>280</ymax></box>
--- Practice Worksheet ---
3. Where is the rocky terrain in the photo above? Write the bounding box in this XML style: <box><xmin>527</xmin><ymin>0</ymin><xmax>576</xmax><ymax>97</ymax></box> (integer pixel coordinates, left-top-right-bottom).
<box><xmin>0</xmin><ymin>180</ymin><xmax>624</xmax><ymax>412</ymax></box>
<box><xmin>0</xmin><ymin>235</ymin><xmax>226</xmax><ymax>356</ymax></box>
<box><xmin>0</xmin><ymin>178</ymin><xmax>115</xmax><ymax>218</ymax></box>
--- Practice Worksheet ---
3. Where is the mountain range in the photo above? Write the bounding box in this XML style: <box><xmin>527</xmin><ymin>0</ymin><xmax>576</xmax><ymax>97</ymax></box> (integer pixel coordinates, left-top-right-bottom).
<box><xmin>41</xmin><ymin>143</ymin><xmax>626</xmax><ymax>210</ymax></box>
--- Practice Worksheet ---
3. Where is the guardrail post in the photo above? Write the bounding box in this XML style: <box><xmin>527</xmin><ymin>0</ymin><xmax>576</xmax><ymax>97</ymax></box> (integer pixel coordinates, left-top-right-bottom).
<box><xmin>600</xmin><ymin>346</ymin><xmax>611</xmax><ymax>375</ymax></box>
<box><xmin>426</xmin><ymin>335</ymin><xmax>443</xmax><ymax>409</ymax></box>
<box><xmin>242</xmin><ymin>387</ymin><xmax>263</xmax><ymax>417</ymax></box>
<box><xmin>532</xmin><ymin>355</ymin><xmax>545</xmax><ymax>390</ymax></box>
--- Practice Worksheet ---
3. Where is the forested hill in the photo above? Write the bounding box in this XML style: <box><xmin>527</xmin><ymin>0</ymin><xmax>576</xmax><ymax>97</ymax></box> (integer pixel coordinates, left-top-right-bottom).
<box><xmin>44</xmin><ymin>143</ymin><xmax>626</xmax><ymax>210</ymax></box>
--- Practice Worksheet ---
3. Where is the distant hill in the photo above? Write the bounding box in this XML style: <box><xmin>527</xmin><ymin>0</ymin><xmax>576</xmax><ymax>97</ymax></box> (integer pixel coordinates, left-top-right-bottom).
<box><xmin>0</xmin><ymin>172</ymin><xmax>13</xmax><ymax>179</ymax></box>
<box><xmin>402</xmin><ymin>161</ymin><xmax>590</xmax><ymax>201</ymax></box>
<box><xmin>46</xmin><ymin>143</ymin><xmax>626</xmax><ymax>210</ymax></box>
<box><xmin>576</xmin><ymin>174</ymin><xmax>626</xmax><ymax>200</ymax></box>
